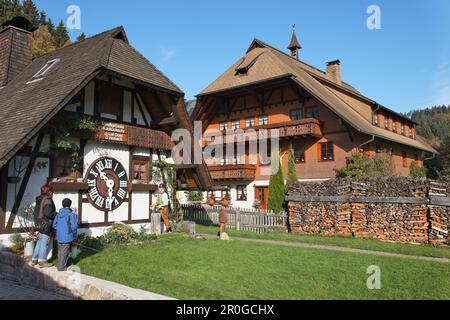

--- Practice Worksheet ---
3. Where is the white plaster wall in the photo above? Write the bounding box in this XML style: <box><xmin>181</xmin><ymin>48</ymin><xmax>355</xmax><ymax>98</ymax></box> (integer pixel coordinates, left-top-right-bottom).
<box><xmin>80</xmin><ymin>204</ymin><xmax>105</xmax><ymax>224</ymax></box>
<box><xmin>84</xmin><ymin>82</ymin><xmax>95</xmax><ymax>116</ymax></box>
<box><xmin>131</xmin><ymin>192</ymin><xmax>150</xmax><ymax>220</ymax></box>
<box><xmin>107</xmin><ymin>204</ymin><xmax>129</xmax><ymax>222</ymax></box>
<box><xmin>53</xmin><ymin>191</ymin><xmax>79</xmax><ymax>214</ymax></box>
<box><xmin>134</xmin><ymin>97</ymin><xmax>145</xmax><ymax>126</ymax></box>
<box><xmin>5</xmin><ymin>156</ymin><xmax>49</xmax><ymax>228</ymax></box>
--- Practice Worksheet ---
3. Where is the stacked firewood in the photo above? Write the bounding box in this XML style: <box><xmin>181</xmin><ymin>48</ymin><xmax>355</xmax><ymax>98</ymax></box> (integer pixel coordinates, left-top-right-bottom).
<box><xmin>429</xmin><ymin>181</ymin><xmax>449</xmax><ymax>245</ymax></box>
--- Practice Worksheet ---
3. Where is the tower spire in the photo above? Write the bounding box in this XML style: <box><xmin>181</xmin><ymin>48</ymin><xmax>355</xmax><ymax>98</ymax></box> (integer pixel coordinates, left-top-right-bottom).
<box><xmin>288</xmin><ymin>24</ymin><xmax>301</xmax><ymax>60</ymax></box>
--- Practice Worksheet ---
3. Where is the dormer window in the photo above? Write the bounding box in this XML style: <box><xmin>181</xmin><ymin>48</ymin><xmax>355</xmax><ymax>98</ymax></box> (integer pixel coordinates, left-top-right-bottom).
<box><xmin>31</xmin><ymin>59</ymin><xmax>60</xmax><ymax>81</ymax></box>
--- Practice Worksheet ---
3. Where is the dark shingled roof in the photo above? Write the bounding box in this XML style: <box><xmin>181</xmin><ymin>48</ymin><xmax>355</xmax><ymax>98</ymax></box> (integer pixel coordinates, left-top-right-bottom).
<box><xmin>0</xmin><ymin>26</ymin><xmax>183</xmax><ymax>167</ymax></box>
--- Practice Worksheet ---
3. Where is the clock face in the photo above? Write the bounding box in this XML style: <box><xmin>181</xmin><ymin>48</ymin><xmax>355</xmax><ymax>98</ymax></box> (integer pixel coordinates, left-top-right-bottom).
<box><xmin>85</xmin><ymin>157</ymin><xmax>128</xmax><ymax>212</ymax></box>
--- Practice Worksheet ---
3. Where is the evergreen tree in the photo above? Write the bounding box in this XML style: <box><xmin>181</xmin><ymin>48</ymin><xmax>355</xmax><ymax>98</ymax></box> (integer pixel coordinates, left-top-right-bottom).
<box><xmin>268</xmin><ymin>152</ymin><xmax>286</xmax><ymax>213</ymax></box>
<box><xmin>21</xmin><ymin>0</ymin><xmax>39</xmax><ymax>26</ymax></box>
<box><xmin>31</xmin><ymin>24</ymin><xmax>56</xmax><ymax>58</ymax></box>
<box><xmin>76</xmin><ymin>32</ymin><xmax>86</xmax><ymax>42</ymax></box>
<box><xmin>287</xmin><ymin>144</ymin><xmax>298</xmax><ymax>185</ymax></box>
<box><xmin>46</xmin><ymin>17</ymin><xmax>54</xmax><ymax>33</ymax></box>
<box><xmin>53</xmin><ymin>19</ymin><xmax>71</xmax><ymax>48</ymax></box>
<box><xmin>0</xmin><ymin>0</ymin><xmax>22</xmax><ymax>25</ymax></box>
<box><xmin>38</xmin><ymin>11</ymin><xmax>46</xmax><ymax>25</ymax></box>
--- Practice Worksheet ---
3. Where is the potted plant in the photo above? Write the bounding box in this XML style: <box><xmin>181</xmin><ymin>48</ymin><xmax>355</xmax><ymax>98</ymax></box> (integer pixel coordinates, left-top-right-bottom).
<box><xmin>18</xmin><ymin>203</ymin><xmax>38</xmax><ymax>258</ymax></box>
<box><xmin>252</xmin><ymin>200</ymin><xmax>261</xmax><ymax>209</ymax></box>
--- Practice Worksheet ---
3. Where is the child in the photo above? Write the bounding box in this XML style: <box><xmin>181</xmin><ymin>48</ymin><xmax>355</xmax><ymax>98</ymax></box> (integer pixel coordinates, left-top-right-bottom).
<box><xmin>52</xmin><ymin>198</ymin><xmax>78</xmax><ymax>271</ymax></box>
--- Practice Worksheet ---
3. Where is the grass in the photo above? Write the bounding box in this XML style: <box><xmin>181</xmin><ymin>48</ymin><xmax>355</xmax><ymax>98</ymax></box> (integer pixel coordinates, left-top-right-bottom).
<box><xmin>195</xmin><ymin>225</ymin><xmax>450</xmax><ymax>259</ymax></box>
<box><xmin>76</xmin><ymin>233</ymin><xmax>450</xmax><ymax>300</ymax></box>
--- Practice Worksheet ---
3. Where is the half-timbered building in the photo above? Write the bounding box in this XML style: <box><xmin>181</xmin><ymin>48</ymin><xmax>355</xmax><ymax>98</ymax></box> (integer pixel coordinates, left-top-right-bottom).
<box><xmin>0</xmin><ymin>17</ymin><xmax>211</xmax><ymax>240</ymax></box>
<box><xmin>192</xmin><ymin>29</ymin><xmax>437</xmax><ymax>209</ymax></box>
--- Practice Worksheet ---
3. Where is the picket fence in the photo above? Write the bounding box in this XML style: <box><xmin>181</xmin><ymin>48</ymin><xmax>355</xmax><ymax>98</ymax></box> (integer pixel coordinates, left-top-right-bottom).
<box><xmin>181</xmin><ymin>204</ymin><xmax>288</xmax><ymax>233</ymax></box>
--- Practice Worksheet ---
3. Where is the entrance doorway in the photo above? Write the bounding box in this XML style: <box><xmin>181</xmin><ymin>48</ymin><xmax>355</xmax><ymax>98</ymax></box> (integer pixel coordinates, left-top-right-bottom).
<box><xmin>254</xmin><ymin>186</ymin><xmax>268</xmax><ymax>209</ymax></box>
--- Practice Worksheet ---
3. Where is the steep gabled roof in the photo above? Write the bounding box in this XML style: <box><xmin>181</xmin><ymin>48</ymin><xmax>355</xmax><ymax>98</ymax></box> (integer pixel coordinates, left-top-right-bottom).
<box><xmin>0</xmin><ymin>26</ymin><xmax>183</xmax><ymax>167</ymax></box>
<box><xmin>196</xmin><ymin>39</ymin><xmax>437</xmax><ymax>154</ymax></box>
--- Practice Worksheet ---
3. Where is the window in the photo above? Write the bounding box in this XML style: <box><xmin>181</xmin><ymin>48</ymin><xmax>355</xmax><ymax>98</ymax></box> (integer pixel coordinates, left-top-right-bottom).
<box><xmin>374</xmin><ymin>113</ymin><xmax>379</xmax><ymax>125</ymax></box>
<box><xmin>97</xmin><ymin>81</ymin><xmax>122</xmax><ymax>119</ymax></box>
<box><xmin>306</xmin><ymin>106</ymin><xmax>319</xmax><ymax>118</ymax></box>
<box><xmin>295</xmin><ymin>146</ymin><xmax>305</xmax><ymax>163</ymax></box>
<box><xmin>392</xmin><ymin>120</ymin><xmax>397</xmax><ymax>132</ymax></box>
<box><xmin>401</xmin><ymin>125</ymin><xmax>405</xmax><ymax>135</ymax></box>
<box><xmin>402</xmin><ymin>151</ymin><xmax>408</xmax><ymax>168</ymax></box>
<box><xmin>237</xmin><ymin>185</ymin><xmax>247</xmax><ymax>201</ymax></box>
<box><xmin>319</xmin><ymin>142</ymin><xmax>334</xmax><ymax>161</ymax></box>
<box><xmin>53</xmin><ymin>153</ymin><xmax>74</xmax><ymax>178</ymax></box>
<box><xmin>245</xmin><ymin>117</ymin><xmax>255</xmax><ymax>128</ymax></box>
<box><xmin>221</xmin><ymin>187</ymin><xmax>231</xmax><ymax>200</ymax></box>
<box><xmin>233</xmin><ymin>149</ymin><xmax>242</xmax><ymax>165</ymax></box>
<box><xmin>132</xmin><ymin>159</ymin><xmax>149</xmax><ymax>181</ymax></box>
<box><xmin>219</xmin><ymin>122</ymin><xmax>228</xmax><ymax>131</ymax></box>
<box><xmin>259</xmin><ymin>115</ymin><xmax>268</xmax><ymax>126</ymax></box>
<box><xmin>231</xmin><ymin>120</ymin><xmax>240</xmax><ymax>129</ymax></box>
<box><xmin>207</xmin><ymin>190</ymin><xmax>215</xmax><ymax>199</ymax></box>
<box><xmin>384</xmin><ymin>116</ymin><xmax>390</xmax><ymax>129</ymax></box>
<box><xmin>31</xmin><ymin>59</ymin><xmax>60</xmax><ymax>80</ymax></box>
<box><xmin>290</xmin><ymin>109</ymin><xmax>303</xmax><ymax>121</ymax></box>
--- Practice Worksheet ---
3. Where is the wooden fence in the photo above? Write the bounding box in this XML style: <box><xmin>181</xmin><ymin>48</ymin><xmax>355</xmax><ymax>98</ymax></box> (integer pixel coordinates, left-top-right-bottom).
<box><xmin>181</xmin><ymin>204</ymin><xmax>288</xmax><ymax>233</ymax></box>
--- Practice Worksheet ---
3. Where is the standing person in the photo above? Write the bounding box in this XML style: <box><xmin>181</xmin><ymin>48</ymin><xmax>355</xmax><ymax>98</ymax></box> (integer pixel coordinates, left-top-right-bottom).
<box><xmin>53</xmin><ymin>198</ymin><xmax>78</xmax><ymax>271</ymax></box>
<box><xmin>32</xmin><ymin>184</ymin><xmax>57</xmax><ymax>268</ymax></box>
<box><xmin>152</xmin><ymin>183</ymin><xmax>172</xmax><ymax>232</ymax></box>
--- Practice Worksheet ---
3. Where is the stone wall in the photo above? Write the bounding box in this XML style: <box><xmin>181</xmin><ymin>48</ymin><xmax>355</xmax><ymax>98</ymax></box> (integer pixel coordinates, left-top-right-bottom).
<box><xmin>286</xmin><ymin>177</ymin><xmax>449</xmax><ymax>245</ymax></box>
<box><xmin>0</xmin><ymin>250</ymin><xmax>175</xmax><ymax>300</ymax></box>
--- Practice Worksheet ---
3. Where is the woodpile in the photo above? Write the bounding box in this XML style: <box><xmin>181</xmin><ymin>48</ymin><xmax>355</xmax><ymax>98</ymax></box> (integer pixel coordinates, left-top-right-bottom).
<box><xmin>287</xmin><ymin>177</ymin><xmax>450</xmax><ymax>246</ymax></box>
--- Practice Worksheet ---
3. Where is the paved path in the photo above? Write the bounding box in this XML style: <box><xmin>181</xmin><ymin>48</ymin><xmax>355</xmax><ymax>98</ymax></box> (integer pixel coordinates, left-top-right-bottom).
<box><xmin>199</xmin><ymin>233</ymin><xmax>450</xmax><ymax>264</ymax></box>
<box><xmin>0</xmin><ymin>278</ymin><xmax>73</xmax><ymax>300</ymax></box>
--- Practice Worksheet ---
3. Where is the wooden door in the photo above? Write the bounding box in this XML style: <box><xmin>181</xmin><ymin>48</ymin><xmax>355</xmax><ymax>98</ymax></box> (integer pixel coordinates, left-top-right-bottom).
<box><xmin>254</xmin><ymin>186</ymin><xmax>268</xmax><ymax>209</ymax></box>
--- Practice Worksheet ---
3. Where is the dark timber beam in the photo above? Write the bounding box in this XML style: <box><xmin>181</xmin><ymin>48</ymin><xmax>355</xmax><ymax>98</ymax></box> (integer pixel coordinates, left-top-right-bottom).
<box><xmin>6</xmin><ymin>134</ymin><xmax>44</xmax><ymax>229</ymax></box>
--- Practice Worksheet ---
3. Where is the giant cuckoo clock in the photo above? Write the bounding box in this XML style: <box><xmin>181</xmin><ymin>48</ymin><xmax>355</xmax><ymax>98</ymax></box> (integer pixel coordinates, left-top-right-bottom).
<box><xmin>85</xmin><ymin>157</ymin><xmax>128</xmax><ymax>212</ymax></box>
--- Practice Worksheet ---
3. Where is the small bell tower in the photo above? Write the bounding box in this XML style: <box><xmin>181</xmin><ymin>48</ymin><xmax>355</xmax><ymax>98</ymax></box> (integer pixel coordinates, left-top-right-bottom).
<box><xmin>287</xmin><ymin>24</ymin><xmax>301</xmax><ymax>60</ymax></box>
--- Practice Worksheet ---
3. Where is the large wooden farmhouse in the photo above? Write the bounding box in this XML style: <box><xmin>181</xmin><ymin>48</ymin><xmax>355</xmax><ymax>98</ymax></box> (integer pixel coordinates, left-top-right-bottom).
<box><xmin>0</xmin><ymin>17</ymin><xmax>211</xmax><ymax>239</ymax></box>
<box><xmin>192</xmin><ymin>29</ymin><xmax>438</xmax><ymax>209</ymax></box>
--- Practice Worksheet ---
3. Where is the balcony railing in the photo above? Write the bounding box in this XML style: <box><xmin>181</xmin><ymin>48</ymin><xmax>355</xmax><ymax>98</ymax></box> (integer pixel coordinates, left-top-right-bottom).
<box><xmin>208</xmin><ymin>164</ymin><xmax>256</xmax><ymax>181</ymax></box>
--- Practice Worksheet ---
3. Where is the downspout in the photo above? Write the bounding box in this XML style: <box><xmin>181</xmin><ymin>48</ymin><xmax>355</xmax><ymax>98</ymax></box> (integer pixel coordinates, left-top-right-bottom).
<box><xmin>358</xmin><ymin>135</ymin><xmax>375</xmax><ymax>151</ymax></box>
<box><xmin>423</xmin><ymin>153</ymin><xmax>437</xmax><ymax>162</ymax></box>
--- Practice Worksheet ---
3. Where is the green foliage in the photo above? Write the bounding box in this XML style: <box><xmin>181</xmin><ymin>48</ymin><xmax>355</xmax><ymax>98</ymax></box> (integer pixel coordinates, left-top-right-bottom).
<box><xmin>76</xmin><ymin>32</ymin><xmax>87</xmax><ymax>42</ymax></box>
<box><xmin>0</xmin><ymin>1</ymin><xmax>73</xmax><ymax>57</ymax></box>
<box><xmin>187</xmin><ymin>191</ymin><xmax>203</xmax><ymax>202</ymax></box>
<box><xmin>52</xmin><ymin>19</ymin><xmax>71</xmax><ymax>48</ymax></box>
<box><xmin>408</xmin><ymin>105</ymin><xmax>450</xmax><ymax>148</ymax></box>
<box><xmin>336</xmin><ymin>152</ymin><xmax>395</xmax><ymax>180</ymax></box>
<box><xmin>80</xmin><ymin>223</ymin><xmax>157</xmax><ymax>247</ymax></box>
<box><xmin>268</xmin><ymin>152</ymin><xmax>286</xmax><ymax>213</ymax></box>
<box><xmin>410</xmin><ymin>160</ymin><xmax>427</xmax><ymax>178</ymax></box>
<box><xmin>287</xmin><ymin>144</ymin><xmax>298</xmax><ymax>185</ymax></box>
<box><xmin>9</xmin><ymin>233</ymin><xmax>25</xmax><ymax>253</ymax></box>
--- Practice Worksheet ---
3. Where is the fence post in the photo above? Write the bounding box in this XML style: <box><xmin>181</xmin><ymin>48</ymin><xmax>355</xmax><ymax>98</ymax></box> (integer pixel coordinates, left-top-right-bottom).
<box><xmin>235</xmin><ymin>209</ymin><xmax>241</xmax><ymax>231</ymax></box>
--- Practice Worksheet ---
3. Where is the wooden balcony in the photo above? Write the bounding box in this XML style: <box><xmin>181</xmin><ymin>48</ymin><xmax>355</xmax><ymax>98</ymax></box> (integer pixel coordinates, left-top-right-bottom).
<box><xmin>255</xmin><ymin>118</ymin><xmax>323</xmax><ymax>139</ymax></box>
<box><xmin>208</xmin><ymin>164</ymin><xmax>256</xmax><ymax>181</ymax></box>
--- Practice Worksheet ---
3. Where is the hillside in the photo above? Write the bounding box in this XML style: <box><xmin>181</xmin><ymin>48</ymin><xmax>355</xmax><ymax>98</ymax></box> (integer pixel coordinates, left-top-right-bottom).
<box><xmin>407</xmin><ymin>105</ymin><xmax>450</xmax><ymax>148</ymax></box>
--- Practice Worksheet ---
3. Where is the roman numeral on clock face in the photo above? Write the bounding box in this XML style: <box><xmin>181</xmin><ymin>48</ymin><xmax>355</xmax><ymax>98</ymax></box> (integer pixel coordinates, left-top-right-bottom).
<box><xmin>118</xmin><ymin>171</ymin><xmax>126</xmax><ymax>179</ymax></box>
<box><xmin>120</xmin><ymin>180</ymin><xmax>128</xmax><ymax>188</ymax></box>
<box><xmin>95</xmin><ymin>196</ymin><xmax>105</xmax><ymax>208</ymax></box>
<box><xmin>87</xmin><ymin>179</ymin><xmax>96</xmax><ymax>187</ymax></box>
<box><xmin>104</xmin><ymin>159</ymin><xmax>113</xmax><ymax>169</ymax></box>
<box><xmin>117</xmin><ymin>188</ymin><xmax>127</xmax><ymax>199</ymax></box>
<box><xmin>88</xmin><ymin>187</ymin><xmax>99</xmax><ymax>201</ymax></box>
<box><xmin>95</xmin><ymin>161</ymin><xmax>105</xmax><ymax>173</ymax></box>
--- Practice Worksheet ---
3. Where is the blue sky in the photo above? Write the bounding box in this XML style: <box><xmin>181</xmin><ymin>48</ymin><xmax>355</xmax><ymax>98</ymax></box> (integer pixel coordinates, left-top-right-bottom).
<box><xmin>35</xmin><ymin>0</ymin><xmax>450</xmax><ymax>112</ymax></box>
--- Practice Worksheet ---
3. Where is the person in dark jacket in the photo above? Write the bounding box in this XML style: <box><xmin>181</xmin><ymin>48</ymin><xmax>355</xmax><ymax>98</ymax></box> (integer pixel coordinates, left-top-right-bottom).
<box><xmin>53</xmin><ymin>198</ymin><xmax>78</xmax><ymax>271</ymax></box>
<box><xmin>32</xmin><ymin>184</ymin><xmax>56</xmax><ymax>268</ymax></box>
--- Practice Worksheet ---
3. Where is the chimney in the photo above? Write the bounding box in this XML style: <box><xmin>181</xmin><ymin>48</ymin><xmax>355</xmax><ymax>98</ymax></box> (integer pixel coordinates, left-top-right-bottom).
<box><xmin>0</xmin><ymin>17</ymin><xmax>36</xmax><ymax>87</ymax></box>
<box><xmin>326</xmin><ymin>60</ymin><xmax>341</xmax><ymax>84</ymax></box>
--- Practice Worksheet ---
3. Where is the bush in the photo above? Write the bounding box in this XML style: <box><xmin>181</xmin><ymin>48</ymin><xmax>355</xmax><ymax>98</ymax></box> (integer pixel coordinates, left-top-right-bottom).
<box><xmin>336</xmin><ymin>152</ymin><xmax>395</xmax><ymax>180</ymax></box>
<box><xmin>9</xmin><ymin>233</ymin><xmax>25</xmax><ymax>254</ymax></box>
<box><xmin>410</xmin><ymin>161</ymin><xmax>427</xmax><ymax>178</ymax></box>
<box><xmin>187</xmin><ymin>191</ymin><xmax>204</xmax><ymax>202</ymax></box>
<box><xmin>101</xmin><ymin>223</ymin><xmax>156</xmax><ymax>245</ymax></box>
<box><xmin>268</xmin><ymin>152</ymin><xmax>287</xmax><ymax>213</ymax></box>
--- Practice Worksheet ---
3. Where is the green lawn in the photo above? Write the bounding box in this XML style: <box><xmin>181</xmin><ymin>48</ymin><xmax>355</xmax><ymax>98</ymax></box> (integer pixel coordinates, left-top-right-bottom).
<box><xmin>196</xmin><ymin>225</ymin><xmax>450</xmax><ymax>259</ymax></box>
<box><xmin>75</xmin><ymin>233</ymin><xmax>450</xmax><ymax>300</ymax></box>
